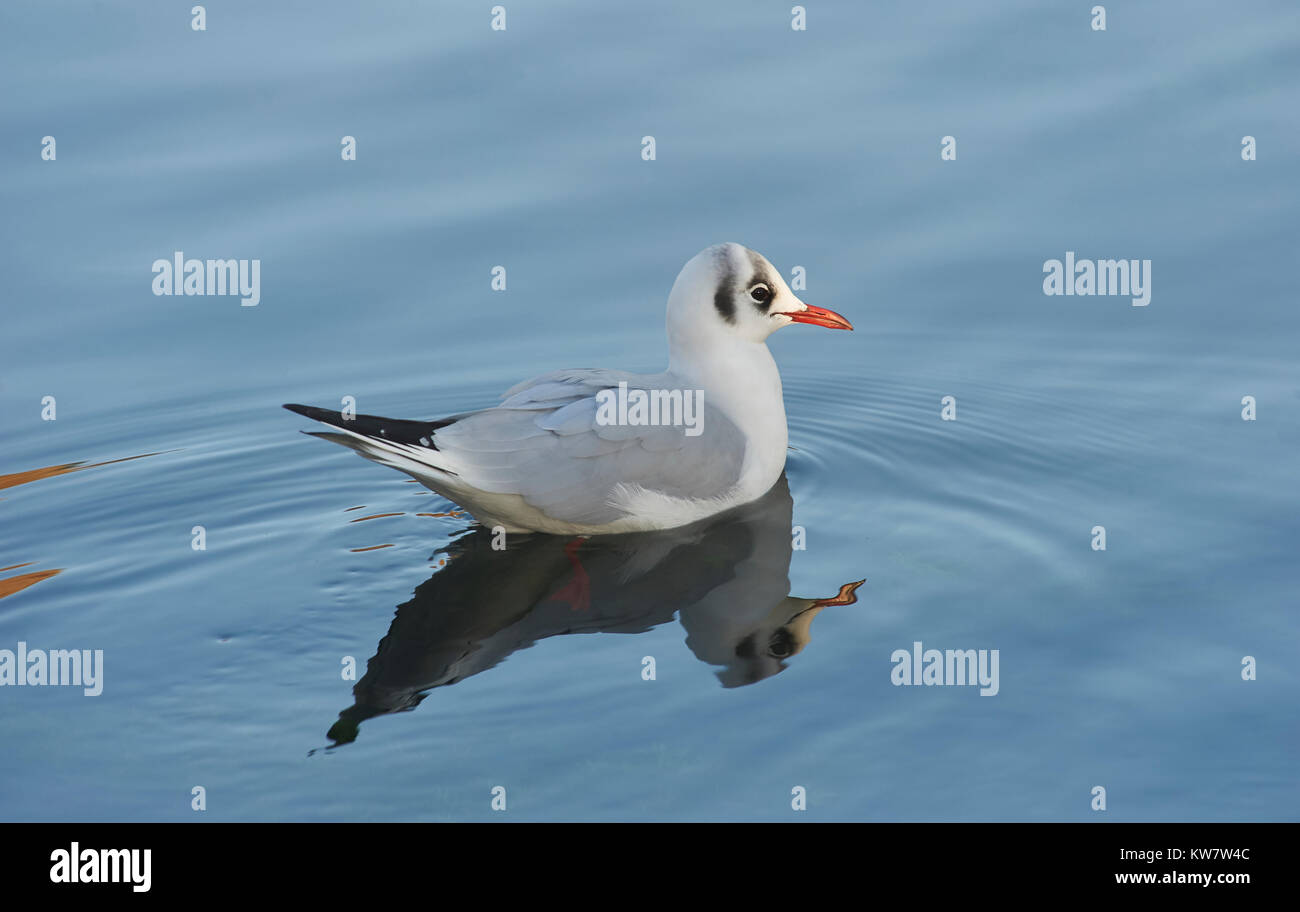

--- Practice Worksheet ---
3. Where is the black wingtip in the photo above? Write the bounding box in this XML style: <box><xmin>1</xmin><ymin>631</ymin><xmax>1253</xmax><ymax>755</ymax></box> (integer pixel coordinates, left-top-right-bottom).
<box><xmin>283</xmin><ymin>402</ymin><xmax>458</xmax><ymax>450</ymax></box>
<box><xmin>283</xmin><ymin>403</ymin><xmax>347</xmax><ymax>425</ymax></box>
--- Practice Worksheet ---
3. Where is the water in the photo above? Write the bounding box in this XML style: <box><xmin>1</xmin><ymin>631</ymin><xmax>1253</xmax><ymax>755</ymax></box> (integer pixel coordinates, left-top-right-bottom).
<box><xmin>2</xmin><ymin>0</ymin><xmax>1297</xmax><ymax>821</ymax></box>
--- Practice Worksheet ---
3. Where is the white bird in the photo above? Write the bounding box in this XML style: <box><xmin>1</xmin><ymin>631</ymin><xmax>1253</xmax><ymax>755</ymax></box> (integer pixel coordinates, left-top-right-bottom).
<box><xmin>285</xmin><ymin>243</ymin><xmax>853</xmax><ymax>534</ymax></box>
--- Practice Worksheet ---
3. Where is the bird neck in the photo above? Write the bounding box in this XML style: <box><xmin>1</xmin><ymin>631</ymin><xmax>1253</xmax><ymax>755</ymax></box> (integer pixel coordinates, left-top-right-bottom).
<box><xmin>669</xmin><ymin>329</ymin><xmax>781</xmax><ymax>400</ymax></box>
<box><xmin>667</xmin><ymin>333</ymin><xmax>789</xmax><ymax>485</ymax></box>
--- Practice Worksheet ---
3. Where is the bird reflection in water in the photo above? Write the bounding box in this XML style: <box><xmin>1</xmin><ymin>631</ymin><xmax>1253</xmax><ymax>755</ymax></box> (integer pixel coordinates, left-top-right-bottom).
<box><xmin>327</xmin><ymin>475</ymin><xmax>863</xmax><ymax>745</ymax></box>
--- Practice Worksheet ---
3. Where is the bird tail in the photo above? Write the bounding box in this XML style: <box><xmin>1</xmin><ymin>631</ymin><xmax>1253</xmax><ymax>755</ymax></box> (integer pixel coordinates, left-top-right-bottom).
<box><xmin>282</xmin><ymin>403</ymin><xmax>460</xmax><ymax>479</ymax></box>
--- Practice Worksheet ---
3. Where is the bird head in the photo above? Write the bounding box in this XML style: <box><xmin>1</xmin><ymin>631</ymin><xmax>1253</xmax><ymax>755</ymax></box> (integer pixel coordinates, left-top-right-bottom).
<box><xmin>667</xmin><ymin>243</ymin><xmax>853</xmax><ymax>347</ymax></box>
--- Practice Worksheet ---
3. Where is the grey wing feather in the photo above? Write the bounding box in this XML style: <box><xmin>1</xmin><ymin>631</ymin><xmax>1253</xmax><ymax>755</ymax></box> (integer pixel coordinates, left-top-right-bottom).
<box><xmin>433</xmin><ymin>369</ymin><xmax>745</xmax><ymax>525</ymax></box>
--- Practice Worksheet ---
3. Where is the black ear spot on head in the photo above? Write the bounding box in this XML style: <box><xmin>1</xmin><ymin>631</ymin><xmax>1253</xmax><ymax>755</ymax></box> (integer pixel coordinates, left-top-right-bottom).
<box><xmin>713</xmin><ymin>259</ymin><xmax>736</xmax><ymax>325</ymax></box>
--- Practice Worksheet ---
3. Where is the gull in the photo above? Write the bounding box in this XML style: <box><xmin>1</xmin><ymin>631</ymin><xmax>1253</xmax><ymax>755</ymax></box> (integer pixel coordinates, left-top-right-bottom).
<box><xmin>285</xmin><ymin>242</ymin><xmax>853</xmax><ymax>534</ymax></box>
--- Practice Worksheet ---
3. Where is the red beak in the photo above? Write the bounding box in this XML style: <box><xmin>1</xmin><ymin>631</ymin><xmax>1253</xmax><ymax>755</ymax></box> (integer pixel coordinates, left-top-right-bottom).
<box><xmin>811</xmin><ymin>579</ymin><xmax>866</xmax><ymax>609</ymax></box>
<box><xmin>787</xmin><ymin>304</ymin><xmax>854</xmax><ymax>331</ymax></box>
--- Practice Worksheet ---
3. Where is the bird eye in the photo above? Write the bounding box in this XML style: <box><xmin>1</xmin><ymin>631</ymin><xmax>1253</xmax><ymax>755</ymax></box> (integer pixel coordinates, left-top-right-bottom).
<box><xmin>749</xmin><ymin>284</ymin><xmax>771</xmax><ymax>304</ymax></box>
<box><xmin>767</xmin><ymin>628</ymin><xmax>794</xmax><ymax>659</ymax></box>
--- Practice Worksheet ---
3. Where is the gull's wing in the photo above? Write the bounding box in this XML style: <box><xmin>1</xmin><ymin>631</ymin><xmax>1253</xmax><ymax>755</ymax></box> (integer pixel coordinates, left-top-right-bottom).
<box><xmin>431</xmin><ymin>368</ymin><xmax>747</xmax><ymax>526</ymax></box>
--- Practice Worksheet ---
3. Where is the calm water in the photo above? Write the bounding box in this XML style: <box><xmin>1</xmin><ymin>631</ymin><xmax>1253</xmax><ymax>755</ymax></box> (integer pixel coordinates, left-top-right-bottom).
<box><xmin>2</xmin><ymin>1</ymin><xmax>1297</xmax><ymax>821</ymax></box>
